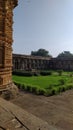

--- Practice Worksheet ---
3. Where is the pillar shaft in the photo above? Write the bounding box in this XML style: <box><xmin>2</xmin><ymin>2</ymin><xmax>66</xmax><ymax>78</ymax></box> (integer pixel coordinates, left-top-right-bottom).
<box><xmin>0</xmin><ymin>0</ymin><xmax>18</xmax><ymax>89</ymax></box>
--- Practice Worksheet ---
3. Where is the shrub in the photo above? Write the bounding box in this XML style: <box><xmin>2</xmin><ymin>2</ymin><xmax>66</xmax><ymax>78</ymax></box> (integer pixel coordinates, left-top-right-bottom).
<box><xmin>33</xmin><ymin>72</ymin><xmax>40</xmax><ymax>76</ymax></box>
<box><xmin>69</xmin><ymin>73</ymin><xmax>73</xmax><ymax>77</ymax></box>
<box><xmin>13</xmin><ymin>75</ymin><xmax>73</xmax><ymax>97</ymax></box>
<box><xmin>59</xmin><ymin>79</ymin><xmax>66</xmax><ymax>85</ymax></box>
<box><xmin>64</xmin><ymin>83</ymin><xmax>73</xmax><ymax>90</ymax></box>
<box><xmin>44</xmin><ymin>89</ymin><xmax>54</xmax><ymax>96</ymax></box>
<box><xmin>52</xmin><ymin>87</ymin><xmax>59</xmax><ymax>95</ymax></box>
<box><xmin>34</xmin><ymin>88</ymin><xmax>44</xmax><ymax>95</ymax></box>
<box><xmin>38</xmin><ymin>88</ymin><xmax>45</xmax><ymax>95</ymax></box>
<box><xmin>61</xmin><ymin>85</ymin><xmax>66</xmax><ymax>92</ymax></box>
<box><xmin>21</xmin><ymin>84</ymin><xmax>27</xmax><ymax>90</ymax></box>
<box><xmin>26</xmin><ymin>85</ymin><xmax>31</xmax><ymax>91</ymax></box>
<box><xmin>59</xmin><ymin>85</ymin><xmax>73</xmax><ymax>92</ymax></box>
<box><xmin>66</xmin><ymin>83</ymin><xmax>73</xmax><ymax>89</ymax></box>
<box><xmin>16</xmin><ymin>82</ymin><xmax>21</xmax><ymax>89</ymax></box>
<box><xmin>30</xmin><ymin>86</ymin><xmax>37</xmax><ymax>93</ymax></box>
<box><xmin>12</xmin><ymin>71</ymin><xmax>33</xmax><ymax>77</ymax></box>
<box><xmin>57</xmin><ymin>70</ymin><xmax>63</xmax><ymax>76</ymax></box>
<box><xmin>58</xmin><ymin>86</ymin><xmax>63</xmax><ymax>92</ymax></box>
<box><xmin>40</xmin><ymin>71</ymin><xmax>52</xmax><ymax>76</ymax></box>
<box><xmin>46</xmin><ymin>84</ymin><xmax>53</xmax><ymax>90</ymax></box>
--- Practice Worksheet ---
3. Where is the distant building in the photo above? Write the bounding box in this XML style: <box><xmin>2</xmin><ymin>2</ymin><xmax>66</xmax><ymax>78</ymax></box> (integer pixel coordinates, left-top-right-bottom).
<box><xmin>49</xmin><ymin>58</ymin><xmax>73</xmax><ymax>71</ymax></box>
<box><xmin>13</xmin><ymin>54</ymin><xmax>73</xmax><ymax>71</ymax></box>
<box><xmin>13</xmin><ymin>54</ymin><xmax>51</xmax><ymax>71</ymax></box>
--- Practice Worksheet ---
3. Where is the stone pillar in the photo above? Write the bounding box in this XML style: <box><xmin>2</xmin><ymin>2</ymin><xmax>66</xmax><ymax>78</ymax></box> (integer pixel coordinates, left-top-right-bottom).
<box><xmin>0</xmin><ymin>0</ymin><xmax>18</xmax><ymax>90</ymax></box>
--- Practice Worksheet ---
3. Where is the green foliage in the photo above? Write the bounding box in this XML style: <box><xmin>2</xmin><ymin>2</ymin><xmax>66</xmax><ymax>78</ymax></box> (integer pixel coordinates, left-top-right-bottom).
<box><xmin>35</xmin><ymin>88</ymin><xmax>46</xmax><ymax>95</ymax></box>
<box><xmin>69</xmin><ymin>73</ymin><xmax>73</xmax><ymax>77</ymax></box>
<box><xmin>13</xmin><ymin>71</ymin><xmax>73</xmax><ymax>97</ymax></box>
<box><xmin>64</xmin><ymin>83</ymin><xmax>73</xmax><ymax>90</ymax></box>
<box><xmin>57</xmin><ymin>51</ymin><xmax>73</xmax><ymax>59</ymax></box>
<box><xmin>40</xmin><ymin>71</ymin><xmax>52</xmax><ymax>76</ymax></box>
<box><xmin>33</xmin><ymin>72</ymin><xmax>40</xmax><ymax>76</ymax></box>
<box><xmin>59</xmin><ymin>79</ymin><xmax>66</xmax><ymax>85</ymax></box>
<box><xmin>57</xmin><ymin>70</ymin><xmax>63</xmax><ymax>76</ymax></box>
<box><xmin>30</xmin><ymin>86</ymin><xmax>37</xmax><ymax>93</ymax></box>
<box><xmin>31</xmin><ymin>48</ymin><xmax>52</xmax><ymax>57</ymax></box>
<box><xmin>12</xmin><ymin>70</ymin><xmax>41</xmax><ymax>77</ymax></box>
<box><xmin>12</xmin><ymin>71</ymin><xmax>33</xmax><ymax>76</ymax></box>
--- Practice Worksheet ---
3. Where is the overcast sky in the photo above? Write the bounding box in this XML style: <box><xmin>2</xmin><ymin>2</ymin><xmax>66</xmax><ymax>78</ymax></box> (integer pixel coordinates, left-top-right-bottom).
<box><xmin>13</xmin><ymin>0</ymin><xmax>73</xmax><ymax>57</ymax></box>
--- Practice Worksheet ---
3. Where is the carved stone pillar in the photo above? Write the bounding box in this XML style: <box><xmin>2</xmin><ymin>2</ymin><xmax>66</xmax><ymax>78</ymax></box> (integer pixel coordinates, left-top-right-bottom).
<box><xmin>0</xmin><ymin>0</ymin><xmax>18</xmax><ymax>90</ymax></box>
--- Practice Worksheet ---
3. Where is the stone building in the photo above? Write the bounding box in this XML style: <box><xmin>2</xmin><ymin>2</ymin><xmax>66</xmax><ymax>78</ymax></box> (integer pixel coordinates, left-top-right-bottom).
<box><xmin>49</xmin><ymin>58</ymin><xmax>73</xmax><ymax>71</ymax></box>
<box><xmin>13</xmin><ymin>54</ymin><xmax>51</xmax><ymax>71</ymax></box>
<box><xmin>13</xmin><ymin>54</ymin><xmax>73</xmax><ymax>71</ymax></box>
<box><xmin>0</xmin><ymin>0</ymin><xmax>18</xmax><ymax>89</ymax></box>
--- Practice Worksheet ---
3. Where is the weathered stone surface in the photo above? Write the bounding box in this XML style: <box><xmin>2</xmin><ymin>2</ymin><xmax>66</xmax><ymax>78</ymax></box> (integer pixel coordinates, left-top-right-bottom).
<box><xmin>11</xmin><ymin>90</ymin><xmax>73</xmax><ymax>130</ymax></box>
<box><xmin>0</xmin><ymin>83</ymin><xmax>18</xmax><ymax>100</ymax></box>
<box><xmin>13</xmin><ymin>54</ymin><xmax>73</xmax><ymax>72</ymax></box>
<box><xmin>13</xmin><ymin>54</ymin><xmax>51</xmax><ymax>71</ymax></box>
<box><xmin>0</xmin><ymin>0</ymin><xmax>18</xmax><ymax>89</ymax></box>
<box><xmin>49</xmin><ymin>58</ymin><xmax>73</xmax><ymax>71</ymax></box>
<box><xmin>0</xmin><ymin>97</ymin><xmax>61</xmax><ymax>130</ymax></box>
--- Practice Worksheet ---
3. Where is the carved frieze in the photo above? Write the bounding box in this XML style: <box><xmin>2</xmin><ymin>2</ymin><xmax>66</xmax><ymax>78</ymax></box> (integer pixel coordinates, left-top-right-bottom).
<box><xmin>0</xmin><ymin>46</ymin><xmax>3</xmax><ymax>66</ymax></box>
<box><xmin>0</xmin><ymin>77</ymin><xmax>3</xmax><ymax>85</ymax></box>
<box><xmin>0</xmin><ymin>0</ymin><xmax>18</xmax><ymax>88</ymax></box>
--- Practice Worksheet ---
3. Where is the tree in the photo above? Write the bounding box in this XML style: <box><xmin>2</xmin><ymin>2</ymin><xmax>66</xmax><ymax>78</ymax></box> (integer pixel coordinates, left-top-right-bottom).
<box><xmin>57</xmin><ymin>51</ymin><xmax>73</xmax><ymax>59</ymax></box>
<box><xmin>31</xmin><ymin>48</ymin><xmax>52</xmax><ymax>57</ymax></box>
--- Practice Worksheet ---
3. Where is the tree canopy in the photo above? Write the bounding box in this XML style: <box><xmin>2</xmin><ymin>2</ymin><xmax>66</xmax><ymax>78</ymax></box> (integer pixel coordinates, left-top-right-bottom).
<box><xmin>31</xmin><ymin>48</ymin><xmax>52</xmax><ymax>57</ymax></box>
<box><xmin>57</xmin><ymin>51</ymin><xmax>73</xmax><ymax>59</ymax></box>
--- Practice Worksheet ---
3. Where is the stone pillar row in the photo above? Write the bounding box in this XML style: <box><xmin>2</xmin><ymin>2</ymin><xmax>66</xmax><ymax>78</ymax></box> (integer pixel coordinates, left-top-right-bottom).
<box><xmin>12</xmin><ymin>55</ymin><xmax>50</xmax><ymax>71</ymax></box>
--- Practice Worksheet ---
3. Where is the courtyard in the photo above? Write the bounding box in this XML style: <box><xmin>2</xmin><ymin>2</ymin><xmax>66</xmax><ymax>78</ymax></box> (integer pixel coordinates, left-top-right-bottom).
<box><xmin>11</xmin><ymin>88</ymin><xmax>73</xmax><ymax>130</ymax></box>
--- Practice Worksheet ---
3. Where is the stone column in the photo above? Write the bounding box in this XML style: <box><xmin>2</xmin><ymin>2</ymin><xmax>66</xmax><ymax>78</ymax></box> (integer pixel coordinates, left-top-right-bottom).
<box><xmin>0</xmin><ymin>0</ymin><xmax>18</xmax><ymax>92</ymax></box>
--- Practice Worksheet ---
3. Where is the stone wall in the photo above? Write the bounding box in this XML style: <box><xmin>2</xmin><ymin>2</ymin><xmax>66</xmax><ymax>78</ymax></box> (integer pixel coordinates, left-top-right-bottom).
<box><xmin>49</xmin><ymin>58</ymin><xmax>73</xmax><ymax>71</ymax></box>
<box><xmin>13</xmin><ymin>54</ymin><xmax>73</xmax><ymax>71</ymax></box>
<box><xmin>0</xmin><ymin>0</ymin><xmax>18</xmax><ymax>89</ymax></box>
<box><xmin>13</xmin><ymin>54</ymin><xmax>51</xmax><ymax>71</ymax></box>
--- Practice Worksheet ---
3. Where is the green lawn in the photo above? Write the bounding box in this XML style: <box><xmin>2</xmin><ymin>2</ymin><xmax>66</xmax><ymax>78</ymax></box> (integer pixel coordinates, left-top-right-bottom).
<box><xmin>12</xmin><ymin>74</ymin><xmax>73</xmax><ymax>89</ymax></box>
<box><xmin>13</xmin><ymin>75</ymin><xmax>59</xmax><ymax>88</ymax></box>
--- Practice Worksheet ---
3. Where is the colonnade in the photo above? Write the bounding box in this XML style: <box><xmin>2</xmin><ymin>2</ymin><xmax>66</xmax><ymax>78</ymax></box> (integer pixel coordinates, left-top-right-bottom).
<box><xmin>13</xmin><ymin>54</ymin><xmax>51</xmax><ymax>71</ymax></box>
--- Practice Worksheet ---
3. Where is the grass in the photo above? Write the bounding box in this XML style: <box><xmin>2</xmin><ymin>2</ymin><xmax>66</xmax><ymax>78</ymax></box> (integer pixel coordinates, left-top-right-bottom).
<box><xmin>12</xmin><ymin>75</ymin><xmax>72</xmax><ymax>88</ymax></box>
<box><xmin>12</xmin><ymin>72</ymin><xmax>73</xmax><ymax>96</ymax></box>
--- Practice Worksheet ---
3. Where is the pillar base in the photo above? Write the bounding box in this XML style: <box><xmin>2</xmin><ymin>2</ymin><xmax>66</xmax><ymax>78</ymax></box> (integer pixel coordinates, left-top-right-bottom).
<box><xmin>0</xmin><ymin>82</ymin><xmax>19</xmax><ymax>100</ymax></box>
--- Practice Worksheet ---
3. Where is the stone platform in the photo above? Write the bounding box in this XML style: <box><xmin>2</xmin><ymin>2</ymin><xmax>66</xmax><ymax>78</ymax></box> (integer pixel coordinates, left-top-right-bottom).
<box><xmin>0</xmin><ymin>98</ymin><xmax>61</xmax><ymax>130</ymax></box>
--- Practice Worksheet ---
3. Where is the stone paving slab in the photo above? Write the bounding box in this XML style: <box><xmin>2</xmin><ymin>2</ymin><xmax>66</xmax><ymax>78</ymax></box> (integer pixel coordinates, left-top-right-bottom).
<box><xmin>0</xmin><ymin>98</ymin><xmax>62</xmax><ymax>130</ymax></box>
<box><xmin>12</xmin><ymin>90</ymin><xmax>73</xmax><ymax>130</ymax></box>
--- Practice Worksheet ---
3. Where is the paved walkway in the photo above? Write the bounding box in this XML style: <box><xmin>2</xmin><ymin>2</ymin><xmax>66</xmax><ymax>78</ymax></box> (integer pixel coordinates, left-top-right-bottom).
<box><xmin>0</xmin><ymin>98</ymin><xmax>60</xmax><ymax>130</ymax></box>
<box><xmin>11</xmin><ymin>89</ymin><xmax>73</xmax><ymax>130</ymax></box>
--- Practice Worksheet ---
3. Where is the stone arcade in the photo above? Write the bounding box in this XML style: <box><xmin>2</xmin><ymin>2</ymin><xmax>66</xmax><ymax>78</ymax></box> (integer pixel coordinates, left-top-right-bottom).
<box><xmin>0</xmin><ymin>0</ymin><xmax>18</xmax><ymax>90</ymax></box>
<box><xmin>13</xmin><ymin>54</ymin><xmax>51</xmax><ymax>71</ymax></box>
<box><xmin>13</xmin><ymin>54</ymin><xmax>73</xmax><ymax>71</ymax></box>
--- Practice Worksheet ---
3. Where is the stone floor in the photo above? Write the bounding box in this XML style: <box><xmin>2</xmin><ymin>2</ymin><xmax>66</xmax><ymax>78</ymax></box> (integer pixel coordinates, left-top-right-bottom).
<box><xmin>0</xmin><ymin>98</ymin><xmax>60</xmax><ymax>130</ymax></box>
<box><xmin>11</xmin><ymin>89</ymin><xmax>73</xmax><ymax>130</ymax></box>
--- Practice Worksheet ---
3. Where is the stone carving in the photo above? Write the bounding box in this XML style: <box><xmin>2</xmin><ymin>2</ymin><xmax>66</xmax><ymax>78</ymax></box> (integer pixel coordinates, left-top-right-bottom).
<box><xmin>0</xmin><ymin>0</ymin><xmax>18</xmax><ymax>89</ymax></box>
<box><xmin>13</xmin><ymin>54</ymin><xmax>51</xmax><ymax>71</ymax></box>
<box><xmin>13</xmin><ymin>54</ymin><xmax>73</xmax><ymax>71</ymax></box>
<box><xmin>0</xmin><ymin>77</ymin><xmax>3</xmax><ymax>85</ymax></box>
<box><xmin>0</xmin><ymin>46</ymin><xmax>3</xmax><ymax>65</ymax></box>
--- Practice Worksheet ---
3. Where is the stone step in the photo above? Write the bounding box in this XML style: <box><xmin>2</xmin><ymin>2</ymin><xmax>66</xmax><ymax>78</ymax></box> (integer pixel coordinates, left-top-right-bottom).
<box><xmin>0</xmin><ymin>98</ymin><xmax>62</xmax><ymax>130</ymax></box>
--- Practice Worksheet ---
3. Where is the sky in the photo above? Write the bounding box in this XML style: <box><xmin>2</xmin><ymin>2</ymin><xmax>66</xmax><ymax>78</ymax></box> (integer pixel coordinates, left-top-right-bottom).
<box><xmin>13</xmin><ymin>0</ymin><xmax>73</xmax><ymax>57</ymax></box>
